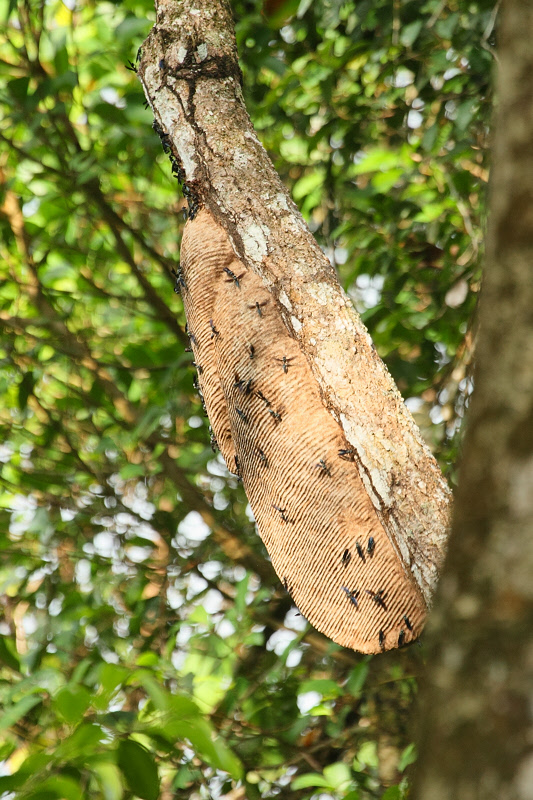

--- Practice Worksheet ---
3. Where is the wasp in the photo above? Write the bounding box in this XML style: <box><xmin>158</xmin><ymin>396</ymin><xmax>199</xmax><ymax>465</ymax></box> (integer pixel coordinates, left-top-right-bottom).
<box><xmin>171</xmin><ymin>159</ymin><xmax>185</xmax><ymax>183</ymax></box>
<box><xmin>268</xmin><ymin>409</ymin><xmax>282</xmax><ymax>423</ymax></box>
<box><xmin>379</xmin><ymin>629</ymin><xmax>385</xmax><ymax>648</ymax></box>
<box><xmin>398</xmin><ymin>630</ymin><xmax>406</xmax><ymax>647</ymax></box>
<box><xmin>171</xmin><ymin>266</ymin><xmax>186</xmax><ymax>294</ymax></box>
<box><xmin>223</xmin><ymin>267</ymin><xmax>244</xmax><ymax>288</ymax></box>
<box><xmin>209</xmin><ymin>319</ymin><xmax>219</xmax><ymax>339</ymax></box>
<box><xmin>367</xmin><ymin>537</ymin><xmax>376</xmax><ymax>556</ymax></box>
<box><xmin>125</xmin><ymin>59</ymin><xmax>137</xmax><ymax>73</ymax></box>
<box><xmin>365</xmin><ymin>589</ymin><xmax>386</xmax><ymax>610</ymax></box>
<box><xmin>188</xmin><ymin>195</ymin><xmax>199</xmax><ymax>220</ymax></box>
<box><xmin>234</xmin><ymin>376</ymin><xmax>252</xmax><ymax>395</ymax></box>
<box><xmin>341</xmin><ymin>548</ymin><xmax>351</xmax><ymax>567</ymax></box>
<box><xmin>338</xmin><ymin>448</ymin><xmax>356</xmax><ymax>461</ymax></box>
<box><xmin>403</xmin><ymin>615</ymin><xmax>413</xmax><ymax>632</ymax></box>
<box><xmin>316</xmin><ymin>459</ymin><xmax>331</xmax><ymax>477</ymax></box>
<box><xmin>275</xmin><ymin>355</ymin><xmax>295</xmax><ymax>374</ymax></box>
<box><xmin>258</xmin><ymin>449</ymin><xmax>268</xmax><ymax>467</ymax></box>
<box><xmin>236</xmin><ymin>408</ymin><xmax>248</xmax><ymax>424</ymax></box>
<box><xmin>342</xmin><ymin>587</ymin><xmax>359</xmax><ymax>608</ymax></box>
<box><xmin>153</xmin><ymin>121</ymin><xmax>171</xmax><ymax>154</ymax></box>
<box><xmin>272</xmin><ymin>504</ymin><xmax>291</xmax><ymax>523</ymax></box>
<box><xmin>255</xmin><ymin>390</ymin><xmax>271</xmax><ymax>407</ymax></box>
<box><xmin>248</xmin><ymin>300</ymin><xmax>268</xmax><ymax>317</ymax></box>
<box><xmin>355</xmin><ymin>541</ymin><xmax>365</xmax><ymax>561</ymax></box>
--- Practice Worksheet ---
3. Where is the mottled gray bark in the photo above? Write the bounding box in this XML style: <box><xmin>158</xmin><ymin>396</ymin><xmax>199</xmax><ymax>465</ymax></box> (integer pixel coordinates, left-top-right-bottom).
<box><xmin>137</xmin><ymin>0</ymin><xmax>450</xmax><ymax>638</ymax></box>
<box><xmin>412</xmin><ymin>0</ymin><xmax>533</xmax><ymax>796</ymax></box>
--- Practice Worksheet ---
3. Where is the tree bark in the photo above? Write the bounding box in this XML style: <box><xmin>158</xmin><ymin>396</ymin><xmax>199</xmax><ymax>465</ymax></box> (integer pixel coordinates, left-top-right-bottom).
<box><xmin>138</xmin><ymin>0</ymin><xmax>451</xmax><ymax>652</ymax></box>
<box><xmin>412</xmin><ymin>0</ymin><xmax>533</xmax><ymax>795</ymax></box>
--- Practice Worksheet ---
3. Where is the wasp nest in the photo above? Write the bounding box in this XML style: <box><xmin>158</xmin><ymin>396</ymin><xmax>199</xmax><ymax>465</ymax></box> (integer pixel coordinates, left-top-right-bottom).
<box><xmin>180</xmin><ymin>208</ymin><xmax>426</xmax><ymax>653</ymax></box>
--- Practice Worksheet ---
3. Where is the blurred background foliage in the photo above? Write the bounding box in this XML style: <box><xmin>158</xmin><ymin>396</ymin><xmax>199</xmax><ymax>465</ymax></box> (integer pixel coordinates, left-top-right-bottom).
<box><xmin>0</xmin><ymin>0</ymin><xmax>494</xmax><ymax>797</ymax></box>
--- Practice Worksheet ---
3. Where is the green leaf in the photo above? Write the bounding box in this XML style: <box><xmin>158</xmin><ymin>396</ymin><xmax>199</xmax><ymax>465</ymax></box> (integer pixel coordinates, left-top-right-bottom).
<box><xmin>148</xmin><ymin>710</ymin><xmax>242</xmax><ymax>780</ymax></box>
<box><xmin>94</xmin><ymin>663</ymin><xmax>131</xmax><ymax>710</ymax></box>
<box><xmin>119</xmin><ymin>463</ymin><xmax>146</xmax><ymax>479</ymax></box>
<box><xmin>454</xmin><ymin>100</ymin><xmax>476</xmax><ymax>133</ymax></box>
<box><xmin>371</xmin><ymin>168</ymin><xmax>404</xmax><ymax>193</ymax></box>
<box><xmin>1</xmin><ymin>0</ymin><xmax>18</xmax><ymax>23</ymax></box>
<box><xmin>381</xmin><ymin>786</ymin><xmax>402</xmax><ymax>800</ymax></box>
<box><xmin>53</xmin><ymin>42</ymin><xmax>69</xmax><ymax>75</ymax></box>
<box><xmin>18</xmin><ymin>371</ymin><xmax>35</xmax><ymax>410</ymax></box>
<box><xmin>38</xmin><ymin>344</ymin><xmax>55</xmax><ymax>362</ymax></box>
<box><xmin>291</xmin><ymin>772</ymin><xmax>331</xmax><ymax>790</ymax></box>
<box><xmin>114</xmin><ymin>16</ymin><xmax>150</xmax><ymax>42</ymax></box>
<box><xmin>137</xmin><ymin>673</ymin><xmax>201</xmax><ymax>718</ymax></box>
<box><xmin>53</xmin><ymin>685</ymin><xmax>92</xmax><ymax>724</ymax></box>
<box><xmin>299</xmin><ymin>679</ymin><xmax>341</xmax><ymax>697</ymax></box>
<box><xmin>91</xmin><ymin>760</ymin><xmax>124</xmax><ymax>800</ymax></box>
<box><xmin>435</xmin><ymin>12</ymin><xmax>459</xmax><ymax>39</ymax></box>
<box><xmin>54</xmin><ymin>724</ymin><xmax>104</xmax><ymax>761</ymax></box>
<box><xmin>414</xmin><ymin>203</ymin><xmax>447</xmax><ymax>223</ymax></box>
<box><xmin>398</xmin><ymin>742</ymin><xmax>417</xmax><ymax>771</ymax></box>
<box><xmin>0</xmin><ymin>775</ymin><xmax>25</xmax><ymax>793</ymax></box>
<box><xmin>400</xmin><ymin>20</ymin><xmax>422</xmax><ymax>47</ymax></box>
<box><xmin>117</xmin><ymin>739</ymin><xmax>160</xmax><ymax>800</ymax></box>
<box><xmin>354</xmin><ymin>741</ymin><xmax>378</xmax><ymax>770</ymax></box>
<box><xmin>346</xmin><ymin>660</ymin><xmax>370</xmax><ymax>696</ymax></box>
<box><xmin>292</xmin><ymin>169</ymin><xmax>325</xmax><ymax>201</ymax></box>
<box><xmin>351</xmin><ymin>147</ymin><xmax>407</xmax><ymax>175</ymax></box>
<box><xmin>323</xmin><ymin>761</ymin><xmax>352</xmax><ymax>790</ymax></box>
<box><xmin>27</xmin><ymin>775</ymin><xmax>81</xmax><ymax>800</ymax></box>
<box><xmin>135</xmin><ymin>652</ymin><xmax>159</xmax><ymax>667</ymax></box>
<box><xmin>0</xmin><ymin>635</ymin><xmax>21</xmax><ymax>671</ymax></box>
<box><xmin>211</xmin><ymin>734</ymin><xmax>244</xmax><ymax>780</ymax></box>
<box><xmin>8</xmin><ymin>76</ymin><xmax>30</xmax><ymax>100</ymax></box>
<box><xmin>263</xmin><ymin>0</ymin><xmax>300</xmax><ymax>27</ymax></box>
<box><xmin>0</xmin><ymin>695</ymin><xmax>42</xmax><ymax>732</ymax></box>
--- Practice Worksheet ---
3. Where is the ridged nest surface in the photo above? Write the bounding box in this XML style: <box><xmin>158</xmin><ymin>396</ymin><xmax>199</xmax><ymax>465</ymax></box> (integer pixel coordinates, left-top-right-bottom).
<box><xmin>180</xmin><ymin>209</ymin><xmax>427</xmax><ymax>653</ymax></box>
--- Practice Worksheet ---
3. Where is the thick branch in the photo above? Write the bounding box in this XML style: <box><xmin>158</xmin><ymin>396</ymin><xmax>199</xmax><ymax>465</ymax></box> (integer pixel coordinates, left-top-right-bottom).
<box><xmin>412</xmin><ymin>0</ymin><xmax>533</xmax><ymax>795</ymax></box>
<box><xmin>138</xmin><ymin>0</ymin><xmax>450</xmax><ymax>618</ymax></box>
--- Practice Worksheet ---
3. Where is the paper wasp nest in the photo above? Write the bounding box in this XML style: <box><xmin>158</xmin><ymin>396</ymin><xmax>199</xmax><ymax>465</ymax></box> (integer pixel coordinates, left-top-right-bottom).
<box><xmin>180</xmin><ymin>209</ymin><xmax>427</xmax><ymax>653</ymax></box>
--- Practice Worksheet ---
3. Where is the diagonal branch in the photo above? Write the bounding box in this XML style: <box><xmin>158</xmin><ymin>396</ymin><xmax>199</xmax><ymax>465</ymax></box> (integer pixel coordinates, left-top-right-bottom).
<box><xmin>137</xmin><ymin>0</ymin><xmax>451</xmax><ymax>652</ymax></box>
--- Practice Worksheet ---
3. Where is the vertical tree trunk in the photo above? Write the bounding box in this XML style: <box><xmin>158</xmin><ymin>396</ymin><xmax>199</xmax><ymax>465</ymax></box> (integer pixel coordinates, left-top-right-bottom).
<box><xmin>412</xmin><ymin>0</ymin><xmax>533</xmax><ymax>795</ymax></box>
<box><xmin>138</xmin><ymin>0</ymin><xmax>451</xmax><ymax>652</ymax></box>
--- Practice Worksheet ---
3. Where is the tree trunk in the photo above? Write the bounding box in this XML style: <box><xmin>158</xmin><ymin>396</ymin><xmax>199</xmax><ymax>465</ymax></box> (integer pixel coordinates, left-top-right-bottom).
<box><xmin>412</xmin><ymin>0</ymin><xmax>533</xmax><ymax>795</ymax></box>
<box><xmin>138</xmin><ymin>0</ymin><xmax>451</xmax><ymax>653</ymax></box>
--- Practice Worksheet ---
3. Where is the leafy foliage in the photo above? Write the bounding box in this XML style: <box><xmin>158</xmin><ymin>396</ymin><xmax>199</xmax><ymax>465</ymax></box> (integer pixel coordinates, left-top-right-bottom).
<box><xmin>0</xmin><ymin>0</ymin><xmax>493</xmax><ymax>797</ymax></box>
